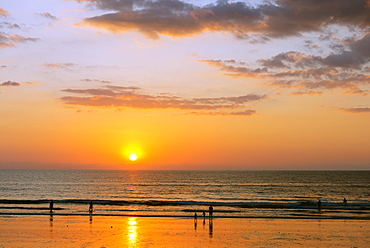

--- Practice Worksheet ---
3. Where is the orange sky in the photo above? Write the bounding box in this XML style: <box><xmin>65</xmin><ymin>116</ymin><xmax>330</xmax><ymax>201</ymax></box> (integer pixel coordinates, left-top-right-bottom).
<box><xmin>0</xmin><ymin>0</ymin><xmax>369</xmax><ymax>170</ymax></box>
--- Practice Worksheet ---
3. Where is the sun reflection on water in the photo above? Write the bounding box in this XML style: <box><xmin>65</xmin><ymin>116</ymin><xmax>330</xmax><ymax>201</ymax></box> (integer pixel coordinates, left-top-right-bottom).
<box><xmin>127</xmin><ymin>217</ymin><xmax>138</xmax><ymax>246</ymax></box>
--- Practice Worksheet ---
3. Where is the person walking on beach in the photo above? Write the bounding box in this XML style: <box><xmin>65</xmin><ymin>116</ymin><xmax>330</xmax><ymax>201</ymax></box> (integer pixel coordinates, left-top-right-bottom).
<box><xmin>89</xmin><ymin>201</ymin><xmax>93</xmax><ymax>213</ymax></box>
<box><xmin>209</xmin><ymin>205</ymin><xmax>213</xmax><ymax>218</ymax></box>
<box><xmin>317</xmin><ymin>200</ymin><xmax>321</xmax><ymax>210</ymax></box>
<box><xmin>49</xmin><ymin>200</ymin><xmax>54</xmax><ymax>213</ymax></box>
<box><xmin>343</xmin><ymin>198</ymin><xmax>347</xmax><ymax>204</ymax></box>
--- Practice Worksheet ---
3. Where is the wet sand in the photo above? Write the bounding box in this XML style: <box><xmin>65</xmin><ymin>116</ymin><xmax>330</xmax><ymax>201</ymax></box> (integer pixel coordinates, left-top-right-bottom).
<box><xmin>0</xmin><ymin>216</ymin><xmax>369</xmax><ymax>247</ymax></box>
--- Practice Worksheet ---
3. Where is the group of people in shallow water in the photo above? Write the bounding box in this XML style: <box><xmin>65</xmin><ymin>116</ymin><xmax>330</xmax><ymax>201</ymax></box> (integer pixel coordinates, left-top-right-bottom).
<box><xmin>194</xmin><ymin>205</ymin><xmax>213</xmax><ymax>220</ymax></box>
<box><xmin>193</xmin><ymin>205</ymin><xmax>214</xmax><ymax>237</ymax></box>
<box><xmin>194</xmin><ymin>206</ymin><xmax>213</xmax><ymax>222</ymax></box>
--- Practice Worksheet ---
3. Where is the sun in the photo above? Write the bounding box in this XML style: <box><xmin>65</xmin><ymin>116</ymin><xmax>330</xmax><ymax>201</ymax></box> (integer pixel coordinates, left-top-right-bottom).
<box><xmin>129</xmin><ymin>153</ymin><xmax>138</xmax><ymax>161</ymax></box>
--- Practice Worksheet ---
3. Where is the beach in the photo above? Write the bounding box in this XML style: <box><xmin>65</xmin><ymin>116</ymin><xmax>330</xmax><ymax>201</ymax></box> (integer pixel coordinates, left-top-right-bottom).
<box><xmin>0</xmin><ymin>216</ymin><xmax>369</xmax><ymax>247</ymax></box>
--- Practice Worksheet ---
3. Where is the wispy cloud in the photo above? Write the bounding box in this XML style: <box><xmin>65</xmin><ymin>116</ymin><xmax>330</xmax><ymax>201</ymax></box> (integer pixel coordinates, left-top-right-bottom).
<box><xmin>0</xmin><ymin>33</ymin><xmax>39</xmax><ymax>48</ymax></box>
<box><xmin>81</xmin><ymin>78</ymin><xmax>113</xmax><ymax>84</ymax></box>
<box><xmin>34</xmin><ymin>12</ymin><xmax>58</xmax><ymax>20</ymax></box>
<box><xmin>0</xmin><ymin>21</ymin><xmax>21</xmax><ymax>29</ymax></box>
<box><xmin>339</xmin><ymin>107</ymin><xmax>370</xmax><ymax>113</ymax></box>
<box><xmin>60</xmin><ymin>84</ymin><xmax>267</xmax><ymax>116</ymax></box>
<box><xmin>75</xmin><ymin>0</ymin><xmax>369</xmax><ymax>40</ymax></box>
<box><xmin>0</xmin><ymin>8</ymin><xmax>38</xmax><ymax>48</ymax></box>
<box><xmin>41</xmin><ymin>63</ymin><xmax>75</xmax><ymax>69</ymax></box>
<box><xmin>289</xmin><ymin>91</ymin><xmax>323</xmax><ymax>96</ymax></box>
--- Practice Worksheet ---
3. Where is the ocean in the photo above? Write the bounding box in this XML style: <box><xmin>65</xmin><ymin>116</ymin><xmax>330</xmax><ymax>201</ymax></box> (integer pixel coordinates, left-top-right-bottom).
<box><xmin>0</xmin><ymin>170</ymin><xmax>369</xmax><ymax>219</ymax></box>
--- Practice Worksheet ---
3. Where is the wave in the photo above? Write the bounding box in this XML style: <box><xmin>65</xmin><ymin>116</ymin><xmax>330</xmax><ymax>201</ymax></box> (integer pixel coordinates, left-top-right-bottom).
<box><xmin>1</xmin><ymin>199</ymin><xmax>369</xmax><ymax>210</ymax></box>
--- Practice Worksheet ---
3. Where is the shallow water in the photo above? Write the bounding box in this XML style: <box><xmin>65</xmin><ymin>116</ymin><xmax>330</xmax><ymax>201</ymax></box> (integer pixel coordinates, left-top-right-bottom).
<box><xmin>0</xmin><ymin>170</ymin><xmax>369</xmax><ymax>219</ymax></box>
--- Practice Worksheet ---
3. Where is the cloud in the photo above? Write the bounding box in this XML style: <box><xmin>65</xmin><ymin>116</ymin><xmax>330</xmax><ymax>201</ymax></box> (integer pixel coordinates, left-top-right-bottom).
<box><xmin>323</xmin><ymin>33</ymin><xmax>370</xmax><ymax>69</ymax></box>
<box><xmin>0</xmin><ymin>8</ymin><xmax>9</xmax><ymax>16</ymax></box>
<box><xmin>75</xmin><ymin>0</ymin><xmax>370</xmax><ymax>39</ymax></box>
<box><xmin>199</xmin><ymin>32</ymin><xmax>370</xmax><ymax>95</ymax></box>
<box><xmin>0</xmin><ymin>81</ymin><xmax>20</xmax><ymax>86</ymax></box>
<box><xmin>41</xmin><ymin>63</ymin><xmax>74</xmax><ymax>69</ymax></box>
<box><xmin>0</xmin><ymin>9</ymin><xmax>39</xmax><ymax>49</ymax></box>
<box><xmin>340</xmin><ymin>107</ymin><xmax>370</xmax><ymax>113</ymax></box>
<box><xmin>0</xmin><ymin>21</ymin><xmax>21</xmax><ymax>29</ymax></box>
<box><xmin>60</xmin><ymin>84</ymin><xmax>266</xmax><ymax>115</ymax></box>
<box><xmin>81</xmin><ymin>78</ymin><xmax>113</xmax><ymax>84</ymax></box>
<box><xmin>289</xmin><ymin>91</ymin><xmax>323</xmax><ymax>96</ymax></box>
<box><xmin>186</xmin><ymin>109</ymin><xmax>256</xmax><ymax>116</ymax></box>
<box><xmin>24</xmin><ymin>81</ymin><xmax>42</xmax><ymax>86</ymax></box>
<box><xmin>34</xmin><ymin>12</ymin><xmax>57</xmax><ymax>20</ymax></box>
<box><xmin>0</xmin><ymin>81</ymin><xmax>41</xmax><ymax>88</ymax></box>
<box><xmin>0</xmin><ymin>33</ymin><xmax>39</xmax><ymax>48</ymax></box>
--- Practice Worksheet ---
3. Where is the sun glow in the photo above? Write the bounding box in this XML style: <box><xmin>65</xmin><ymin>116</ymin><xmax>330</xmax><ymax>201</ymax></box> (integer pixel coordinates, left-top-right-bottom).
<box><xmin>129</xmin><ymin>153</ymin><xmax>138</xmax><ymax>161</ymax></box>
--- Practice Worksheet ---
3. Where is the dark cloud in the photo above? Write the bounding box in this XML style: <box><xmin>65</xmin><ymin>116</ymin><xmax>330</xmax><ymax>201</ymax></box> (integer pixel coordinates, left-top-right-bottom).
<box><xmin>34</xmin><ymin>12</ymin><xmax>57</xmax><ymax>20</ymax></box>
<box><xmin>340</xmin><ymin>107</ymin><xmax>370</xmax><ymax>113</ymax></box>
<box><xmin>0</xmin><ymin>81</ymin><xmax>20</xmax><ymax>86</ymax></box>
<box><xmin>60</xmin><ymin>84</ymin><xmax>266</xmax><ymax>115</ymax></box>
<box><xmin>350</xmin><ymin>32</ymin><xmax>370</xmax><ymax>58</ymax></box>
<box><xmin>76</xmin><ymin>0</ymin><xmax>370</xmax><ymax>39</ymax></box>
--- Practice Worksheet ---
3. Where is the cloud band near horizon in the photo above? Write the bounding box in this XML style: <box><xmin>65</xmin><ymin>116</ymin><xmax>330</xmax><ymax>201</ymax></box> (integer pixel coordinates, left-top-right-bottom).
<box><xmin>60</xmin><ymin>85</ymin><xmax>267</xmax><ymax>116</ymax></box>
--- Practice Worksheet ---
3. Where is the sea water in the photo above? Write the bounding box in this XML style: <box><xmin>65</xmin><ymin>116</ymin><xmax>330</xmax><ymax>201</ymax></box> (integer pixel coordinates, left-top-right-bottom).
<box><xmin>0</xmin><ymin>170</ymin><xmax>369</xmax><ymax>219</ymax></box>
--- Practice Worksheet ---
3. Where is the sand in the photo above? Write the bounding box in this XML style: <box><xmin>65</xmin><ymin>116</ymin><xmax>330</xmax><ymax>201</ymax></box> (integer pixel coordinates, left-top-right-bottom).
<box><xmin>0</xmin><ymin>215</ymin><xmax>369</xmax><ymax>247</ymax></box>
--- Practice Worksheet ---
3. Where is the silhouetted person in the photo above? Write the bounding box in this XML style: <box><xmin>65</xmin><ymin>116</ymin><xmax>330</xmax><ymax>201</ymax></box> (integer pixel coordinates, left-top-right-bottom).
<box><xmin>209</xmin><ymin>205</ymin><xmax>213</xmax><ymax>218</ymax></box>
<box><xmin>194</xmin><ymin>213</ymin><xmax>197</xmax><ymax>230</ymax></box>
<box><xmin>203</xmin><ymin>211</ymin><xmax>206</xmax><ymax>219</ymax></box>
<box><xmin>318</xmin><ymin>200</ymin><xmax>321</xmax><ymax>210</ymax></box>
<box><xmin>49</xmin><ymin>200</ymin><xmax>54</xmax><ymax>213</ymax></box>
<box><xmin>89</xmin><ymin>201</ymin><xmax>93</xmax><ymax>213</ymax></box>
<box><xmin>343</xmin><ymin>198</ymin><xmax>347</xmax><ymax>204</ymax></box>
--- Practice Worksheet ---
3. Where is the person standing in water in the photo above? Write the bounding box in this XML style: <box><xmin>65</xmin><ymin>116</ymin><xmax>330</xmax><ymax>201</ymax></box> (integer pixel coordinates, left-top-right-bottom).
<box><xmin>209</xmin><ymin>205</ymin><xmax>213</xmax><ymax>218</ymax></box>
<box><xmin>89</xmin><ymin>201</ymin><xmax>93</xmax><ymax>213</ymax></box>
<box><xmin>49</xmin><ymin>200</ymin><xmax>54</xmax><ymax>213</ymax></box>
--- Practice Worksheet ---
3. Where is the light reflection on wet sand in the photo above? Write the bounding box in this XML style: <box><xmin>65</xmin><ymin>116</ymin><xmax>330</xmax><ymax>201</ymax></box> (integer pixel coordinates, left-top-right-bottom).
<box><xmin>127</xmin><ymin>217</ymin><xmax>138</xmax><ymax>247</ymax></box>
<box><xmin>1</xmin><ymin>216</ymin><xmax>370</xmax><ymax>247</ymax></box>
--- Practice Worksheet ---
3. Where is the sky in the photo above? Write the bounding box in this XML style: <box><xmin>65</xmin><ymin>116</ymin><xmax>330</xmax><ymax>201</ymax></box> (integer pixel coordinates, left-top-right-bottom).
<box><xmin>0</xmin><ymin>0</ymin><xmax>369</xmax><ymax>170</ymax></box>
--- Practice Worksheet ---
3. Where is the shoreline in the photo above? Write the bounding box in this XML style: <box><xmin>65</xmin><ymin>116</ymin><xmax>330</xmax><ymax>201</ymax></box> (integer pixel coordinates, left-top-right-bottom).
<box><xmin>0</xmin><ymin>215</ymin><xmax>369</xmax><ymax>247</ymax></box>
<box><xmin>0</xmin><ymin>212</ymin><xmax>369</xmax><ymax>220</ymax></box>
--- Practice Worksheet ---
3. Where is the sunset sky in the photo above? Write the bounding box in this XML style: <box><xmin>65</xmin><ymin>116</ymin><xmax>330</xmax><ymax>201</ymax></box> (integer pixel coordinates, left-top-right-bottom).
<box><xmin>1</xmin><ymin>0</ymin><xmax>369</xmax><ymax>170</ymax></box>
